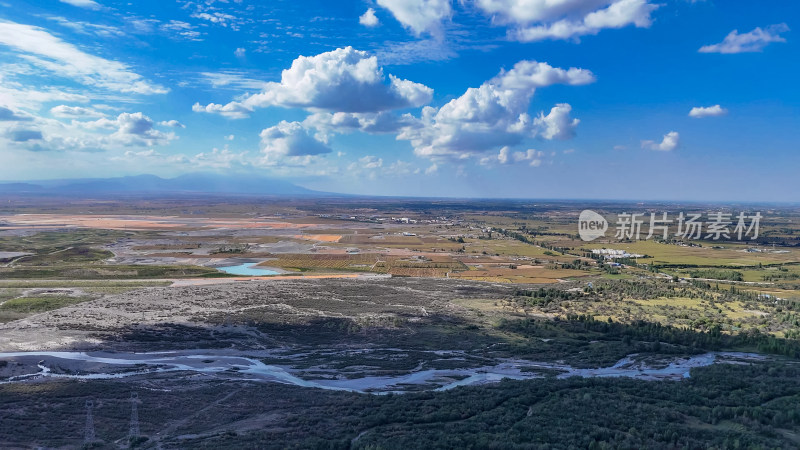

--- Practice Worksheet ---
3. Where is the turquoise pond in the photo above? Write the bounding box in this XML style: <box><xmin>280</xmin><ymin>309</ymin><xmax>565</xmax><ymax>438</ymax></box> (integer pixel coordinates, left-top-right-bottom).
<box><xmin>217</xmin><ymin>263</ymin><xmax>280</xmax><ymax>276</ymax></box>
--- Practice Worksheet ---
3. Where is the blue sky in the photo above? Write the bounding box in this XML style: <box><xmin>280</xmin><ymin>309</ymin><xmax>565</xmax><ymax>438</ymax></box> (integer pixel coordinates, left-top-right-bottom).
<box><xmin>0</xmin><ymin>0</ymin><xmax>797</xmax><ymax>201</ymax></box>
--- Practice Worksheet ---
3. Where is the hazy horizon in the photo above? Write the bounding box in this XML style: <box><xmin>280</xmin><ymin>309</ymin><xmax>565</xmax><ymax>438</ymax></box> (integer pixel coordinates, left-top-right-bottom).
<box><xmin>0</xmin><ymin>172</ymin><xmax>797</xmax><ymax>204</ymax></box>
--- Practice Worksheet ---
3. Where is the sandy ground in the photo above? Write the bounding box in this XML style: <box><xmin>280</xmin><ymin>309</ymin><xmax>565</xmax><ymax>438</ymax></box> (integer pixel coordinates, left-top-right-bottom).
<box><xmin>292</xmin><ymin>234</ymin><xmax>342</xmax><ymax>242</ymax></box>
<box><xmin>0</xmin><ymin>277</ymin><xmax>509</xmax><ymax>352</ymax></box>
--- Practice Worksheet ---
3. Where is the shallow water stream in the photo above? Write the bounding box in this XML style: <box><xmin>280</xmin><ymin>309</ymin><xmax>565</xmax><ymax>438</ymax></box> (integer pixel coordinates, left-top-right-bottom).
<box><xmin>0</xmin><ymin>350</ymin><xmax>765</xmax><ymax>393</ymax></box>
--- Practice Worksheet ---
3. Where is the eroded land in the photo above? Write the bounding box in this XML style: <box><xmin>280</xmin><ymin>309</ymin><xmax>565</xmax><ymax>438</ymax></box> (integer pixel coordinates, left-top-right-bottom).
<box><xmin>2</xmin><ymin>197</ymin><xmax>800</xmax><ymax>448</ymax></box>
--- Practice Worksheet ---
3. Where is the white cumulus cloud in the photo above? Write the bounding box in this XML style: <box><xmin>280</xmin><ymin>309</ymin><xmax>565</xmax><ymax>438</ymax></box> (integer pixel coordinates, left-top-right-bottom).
<box><xmin>359</xmin><ymin>155</ymin><xmax>384</xmax><ymax>169</ymax></box>
<box><xmin>159</xmin><ymin>119</ymin><xmax>185</xmax><ymax>128</ymax></box>
<box><xmin>259</xmin><ymin>120</ymin><xmax>332</xmax><ymax>165</ymax></box>
<box><xmin>477</xmin><ymin>0</ymin><xmax>660</xmax><ymax>42</ymax></box>
<box><xmin>397</xmin><ymin>60</ymin><xmax>594</xmax><ymax>160</ymax></box>
<box><xmin>82</xmin><ymin>112</ymin><xmax>177</xmax><ymax>146</ymax></box>
<box><xmin>303</xmin><ymin>111</ymin><xmax>419</xmax><ymax>140</ymax></box>
<box><xmin>534</xmin><ymin>103</ymin><xmax>579</xmax><ymax>140</ymax></box>
<box><xmin>192</xmin><ymin>101</ymin><xmax>252</xmax><ymax>119</ymax></box>
<box><xmin>376</xmin><ymin>0</ymin><xmax>452</xmax><ymax>37</ymax></box>
<box><xmin>699</xmin><ymin>24</ymin><xmax>789</xmax><ymax>54</ymax></box>
<box><xmin>194</xmin><ymin>47</ymin><xmax>433</xmax><ymax>118</ymax></box>
<box><xmin>359</xmin><ymin>8</ymin><xmax>380</xmax><ymax>27</ymax></box>
<box><xmin>1</xmin><ymin>110</ymin><xmax>181</xmax><ymax>153</ymax></box>
<box><xmin>50</xmin><ymin>105</ymin><xmax>106</xmax><ymax>118</ymax></box>
<box><xmin>688</xmin><ymin>105</ymin><xmax>728</xmax><ymax>118</ymax></box>
<box><xmin>642</xmin><ymin>131</ymin><xmax>679</xmax><ymax>151</ymax></box>
<box><xmin>481</xmin><ymin>147</ymin><xmax>544</xmax><ymax>166</ymax></box>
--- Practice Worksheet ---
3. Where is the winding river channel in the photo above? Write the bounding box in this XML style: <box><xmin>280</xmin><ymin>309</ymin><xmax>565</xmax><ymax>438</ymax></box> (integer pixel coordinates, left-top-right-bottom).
<box><xmin>0</xmin><ymin>350</ymin><xmax>766</xmax><ymax>394</ymax></box>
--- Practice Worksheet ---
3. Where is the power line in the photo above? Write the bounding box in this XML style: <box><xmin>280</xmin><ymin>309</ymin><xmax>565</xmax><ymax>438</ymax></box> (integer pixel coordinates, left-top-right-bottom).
<box><xmin>84</xmin><ymin>400</ymin><xmax>96</xmax><ymax>445</ymax></box>
<box><xmin>129</xmin><ymin>392</ymin><xmax>140</xmax><ymax>441</ymax></box>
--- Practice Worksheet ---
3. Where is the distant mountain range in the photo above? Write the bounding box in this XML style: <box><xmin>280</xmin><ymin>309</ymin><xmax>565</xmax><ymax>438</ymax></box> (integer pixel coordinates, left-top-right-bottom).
<box><xmin>0</xmin><ymin>173</ymin><xmax>327</xmax><ymax>197</ymax></box>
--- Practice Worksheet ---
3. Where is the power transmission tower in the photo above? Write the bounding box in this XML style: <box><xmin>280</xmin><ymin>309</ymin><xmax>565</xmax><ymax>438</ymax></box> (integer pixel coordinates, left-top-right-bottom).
<box><xmin>84</xmin><ymin>400</ymin><xmax>96</xmax><ymax>444</ymax></box>
<box><xmin>129</xmin><ymin>392</ymin><xmax>140</xmax><ymax>441</ymax></box>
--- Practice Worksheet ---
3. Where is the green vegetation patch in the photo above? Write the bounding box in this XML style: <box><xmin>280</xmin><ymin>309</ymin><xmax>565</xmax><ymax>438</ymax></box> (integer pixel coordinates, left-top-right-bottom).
<box><xmin>0</xmin><ymin>295</ymin><xmax>92</xmax><ymax>314</ymax></box>
<box><xmin>688</xmin><ymin>269</ymin><xmax>744</xmax><ymax>281</ymax></box>
<box><xmin>0</xmin><ymin>264</ymin><xmax>228</xmax><ymax>280</ymax></box>
<box><xmin>12</xmin><ymin>246</ymin><xmax>114</xmax><ymax>266</ymax></box>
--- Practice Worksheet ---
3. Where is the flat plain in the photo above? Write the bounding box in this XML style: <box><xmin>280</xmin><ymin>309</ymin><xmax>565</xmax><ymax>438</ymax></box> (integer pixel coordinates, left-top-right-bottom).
<box><xmin>1</xmin><ymin>196</ymin><xmax>800</xmax><ymax>448</ymax></box>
